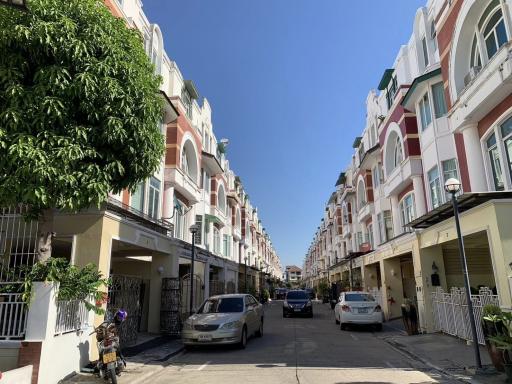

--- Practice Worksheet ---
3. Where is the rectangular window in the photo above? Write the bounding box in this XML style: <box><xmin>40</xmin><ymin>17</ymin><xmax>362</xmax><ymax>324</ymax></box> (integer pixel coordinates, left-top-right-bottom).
<box><xmin>422</xmin><ymin>37</ymin><xmax>429</xmax><ymax>67</ymax></box>
<box><xmin>372</xmin><ymin>165</ymin><xmax>380</xmax><ymax>188</ymax></box>
<box><xmin>442</xmin><ymin>158</ymin><xmax>460</xmax><ymax>199</ymax></box>
<box><xmin>501</xmin><ymin>117</ymin><xmax>512</xmax><ymax>182</ymax></box>
<box><xmin>428</xmin><ymin>166</ymin><xmax>442</xmax><ymax>209</ymax></box>
<box><xmin>400</xmin><ymin>194</ymin><xmax>415</xmax><ymax>228</ymax></box>
<box><xmin>358</xmin><ymin>145</ymin><xmax>365</xmax><ymax>164</ymax></box>
<box><xmin>203</xmin><ymin>170</ymin><xmax>211</xmax><ymax>194</ymax></box>
<box><xmin>130</xmin><ymin>182</ymin><xmax>145</xmax><ymax>212</ymax></box>
<box><xmin>432</xmin><ymin>82</ymin><xmax>447</xmax><ymax>118</ymax></box>
<box><xmin>356</xmin><ymin>232</ymin><xmax>363</xmax><ymax>250</ymax></box>
<box><xmin>487</xmin><ymin>133</ymin><xmax>505</xmax><ymax>191</ymax></box>
<box><xmin>223</xmin><ymin>234</ymin><xmax>230</xmax><ymax>257</ymax></box>
<box><xmin>148</xmin><ymin>177</ymin><xmax>160</xmax><ymax>219</ymax></box>
<box><xmin>214</xmin><ymin>229</ymin><xmax>220</xmax><ymax>254</ymax></box>
<box><xmin>386</xmin><ymin>75</ymin><xmax>398</xmax><ymax>109</ymax></box>
<box><xmin>419</xmin><ymin>92</ymin><xmax>432</xmax><ymax>131</ymax></box>
<box><xmin>368</xmin><ymin>224</ymin><xmax>374</xmax><ymax>249</ymax></box>
<box><xmin>195</xmin><ymin>215</ymin><xmax>203</xmax><ymax>245</ymax></box>
<box><xmin>174</xmin><ymin>198</ymin><xmax>185</xmax><ymax>240</ymax></box>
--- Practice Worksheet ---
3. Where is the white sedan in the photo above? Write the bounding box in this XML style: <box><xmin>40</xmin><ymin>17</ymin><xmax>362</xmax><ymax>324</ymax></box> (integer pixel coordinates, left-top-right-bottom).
<box><xmin>334</xmin><ymin>291</ymin><xmax>383</xmax><ymax>331</ymax></box>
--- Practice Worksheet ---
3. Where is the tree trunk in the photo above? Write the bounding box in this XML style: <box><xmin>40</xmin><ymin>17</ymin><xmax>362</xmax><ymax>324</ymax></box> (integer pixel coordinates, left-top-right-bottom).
<box><xmin>37</xmin><ymin>209</ymin><xmax>55</xmax><ymax>263</ymax></box>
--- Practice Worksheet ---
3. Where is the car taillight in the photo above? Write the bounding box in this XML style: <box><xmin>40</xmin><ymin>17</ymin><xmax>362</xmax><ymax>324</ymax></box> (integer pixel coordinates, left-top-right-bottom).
<box><xmin>374</xmin><ymin>305</ymin><xmax>382</xmax><ymax>312</ymax></box>
<box><xmin>341</xmin><ymin>305</ymin><xmax>351</xmax><ymax>312</ymax></box>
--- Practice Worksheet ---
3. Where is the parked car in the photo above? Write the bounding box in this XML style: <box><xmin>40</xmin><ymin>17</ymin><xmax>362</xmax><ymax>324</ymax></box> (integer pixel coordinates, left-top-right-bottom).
<box><xmin>275</xmin><ymin>288</ymin><xmax>288</xmax><ymax>300</ymax></box>
<box><xmin>182</xmin><ymin>294</ymin><xmax>264</xmax><ymax>349</ymax></box>
<box><xmin>283</xmin><ymin>290</ymin><xmax>313</xmax><ymax>317</ymax></box>
<box><xmin>334</xmin><ymin>291</ymin><xmax>382</xmax><ymax>331</ymax></box>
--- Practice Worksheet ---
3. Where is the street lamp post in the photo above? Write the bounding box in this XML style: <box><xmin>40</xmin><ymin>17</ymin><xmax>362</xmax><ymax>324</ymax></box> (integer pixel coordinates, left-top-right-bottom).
<box><xmin>189</xmin><ymin>224</ymin><xmax>199</xmax><ymax>316</ymax></box>
<box><xmin>244</xmin><ymin>256</ymin><xmax>248</xmax><ymax>293</ymax></box>
<box><xmin>444</xmin><ymin>178</ymin><xmax>482</xmax><ymax>369</ymax></box>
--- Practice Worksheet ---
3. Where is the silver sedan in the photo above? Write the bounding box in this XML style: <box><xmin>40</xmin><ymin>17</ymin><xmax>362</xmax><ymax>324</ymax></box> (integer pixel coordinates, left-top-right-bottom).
<box><xmin>182</xmin><ymin>294</ymin><xmax>264</xmax><ymax>349</ymax></box>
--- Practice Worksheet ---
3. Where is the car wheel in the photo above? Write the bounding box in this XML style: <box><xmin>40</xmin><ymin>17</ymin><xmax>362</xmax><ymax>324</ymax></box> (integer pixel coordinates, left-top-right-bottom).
<box><xmin>375</xmin><ymin>323</ymin><xmax>383</xmax><ymax>332</ymax></box>
<box><xmin>340</xmin><ymin>323</ymin><xmax>346</xmax><ymax>331</ymax></box>
<box><xmin>335</xmin><ymin>313</ymin><xmax>339</xmax><ymax>325</ymax></box>
<box><xmin>256</xmin><ymin>319</ymin><xmax>263</xmax><ymax>337</ymax></box>
<box><xmin>282</xmin><ymin>311</ymin><xmax>287</xmax><ymax>318</ymax></box>
<box><xmin>239</xmin><ymin>326</ymin><xmax>248</xmax><ymax>349</ymax></box>
<box><xmin>308</xmin><ymin>312</ymin><xmax>313</xmax><ymax>318</ymax></box>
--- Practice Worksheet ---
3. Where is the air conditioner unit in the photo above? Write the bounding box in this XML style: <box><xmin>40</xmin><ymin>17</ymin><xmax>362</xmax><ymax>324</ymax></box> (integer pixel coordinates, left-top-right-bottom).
<box><xmin>464</xmin><ymin>66</ymin><xmax>482</xmax><ymax>86</ymax></box>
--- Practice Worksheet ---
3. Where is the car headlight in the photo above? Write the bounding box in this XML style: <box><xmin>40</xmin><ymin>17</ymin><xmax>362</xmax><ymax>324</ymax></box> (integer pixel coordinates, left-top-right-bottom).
<box><xmin>220</xmin><ymin>321</ymin><xmax>242</xmax><ymax>330</ymax></box>
<box><xmin>182</xmin><ymin>321</ymin><xmax>193</xmax><ymax>330</ymax></box>
<box><xmin>306</xmin><ymin>301</ymin><xmax>312</xmax><ymax>307</ymax></box>
<box><xmin>283</xmin><ymin>301</ymin><xmax>289</xmax><ymax>307</ymax></box>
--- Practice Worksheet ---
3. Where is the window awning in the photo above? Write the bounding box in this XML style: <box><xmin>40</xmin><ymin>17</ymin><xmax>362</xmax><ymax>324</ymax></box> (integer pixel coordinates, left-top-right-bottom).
<box><xmin>409</xmin><ymin>192</ymin><xmax>512</xmax><ymax>229</ymax></box>
<box><xmin>378</xmin><ymin>69</ymin><xmax>395</xmax><ymax>91</ymax></box>
<box><xmin>401</xmin><ymin>67</ymin><xmax>441</xmax><ymax>110</ymax></box>
<box><xmin>335</xmin><ymin>172</ymin><xmax>346</xmax><ymax>187</ymax></box>
<box><xmin>201</xmin><ymin>151</ymin><xmax>223</xmax><ymax>175</ymax></box>
<box><xmin>184</xmin><ymin>80</ymin><xmax>199</xmax><ymax>100</ymax></box>
<box><xmin>205</xmin><ymin>214</ymin><xmax>224</xmax><ymax>227</ymax></box>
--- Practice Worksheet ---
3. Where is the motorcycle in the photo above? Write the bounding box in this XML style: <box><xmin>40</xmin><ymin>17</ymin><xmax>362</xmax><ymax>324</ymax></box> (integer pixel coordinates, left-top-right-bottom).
<box><xmin>90</xmin><ymin>321</ymin><xmax>126</xmax><ymax>384</ymax></box>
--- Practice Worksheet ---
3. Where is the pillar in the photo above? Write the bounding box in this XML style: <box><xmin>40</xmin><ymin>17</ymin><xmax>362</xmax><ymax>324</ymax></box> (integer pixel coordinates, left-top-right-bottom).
<box><xmin>461</xmin><ymin>123</ymin><xmax>487</xmax><ymax>192</ymax></box>
<box><xmin>163</xmin><ymin>182</ymin><xmax>174</xmax><ymax>219</ymax></box>
<box><xmin>412</xmin><ymin>176</ymin><xmax>427</xmax><ymax>217</ymax></box>
<box><xmin>391</xmin><ymin>195</ymin><xmax>402</xmax><ymax>237</ymax></box>
<box><xmin>204</xmin><ymin>261</ymin><xmax>210</xmax><ymax>299</ymax></box>
<box><xmin>372</xmin><ymin>213</ymin><xmax>380</xmax><ymax>248</ymax></box>
<box><xmin>381</xmin><ymin>257</ymin><xmax>404</xmax><ymax>320</ymax></box>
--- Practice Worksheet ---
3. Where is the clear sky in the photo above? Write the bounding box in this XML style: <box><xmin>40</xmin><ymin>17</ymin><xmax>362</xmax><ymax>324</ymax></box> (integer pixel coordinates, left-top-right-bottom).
<box><xmin>143</xmin><ymin>0</ymin><xmax>426</xmax><ymax>268</ymax></box>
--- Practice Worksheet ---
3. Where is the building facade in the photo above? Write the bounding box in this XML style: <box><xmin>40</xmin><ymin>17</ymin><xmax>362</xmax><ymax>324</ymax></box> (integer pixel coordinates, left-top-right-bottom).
<box><xmin>304</xmin><ymin>0</ymin><xmax>512</xmax><ymax>335</ymax></box>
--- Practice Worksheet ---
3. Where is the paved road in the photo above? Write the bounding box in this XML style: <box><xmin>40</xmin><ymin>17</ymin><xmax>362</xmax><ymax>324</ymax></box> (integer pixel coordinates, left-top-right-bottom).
<box><xmin>145</xmin><ymin>301</ymin><xmax>460</xmax><ymax>384</ymax></box>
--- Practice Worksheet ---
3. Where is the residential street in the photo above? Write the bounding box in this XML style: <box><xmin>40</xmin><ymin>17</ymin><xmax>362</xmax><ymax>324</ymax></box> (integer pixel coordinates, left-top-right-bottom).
<box><xmin>144</xmin><ymin>302</ymin><xmax>457</xmax><ymax>384</ymax></box>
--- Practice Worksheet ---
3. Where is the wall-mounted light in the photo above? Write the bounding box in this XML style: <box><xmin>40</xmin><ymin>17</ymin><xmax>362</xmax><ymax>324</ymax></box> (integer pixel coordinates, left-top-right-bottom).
<box><xmin>157</xmin><ymin>266</ymin><xmax>164</xmax><ymax>274</ymax></box>
<box><xmin>390</xmin><ymin>269</ymin><xmax>397</xmax><ymax>277</ymax></box>
<box><xmin>432</xmin><ymin>262</ymin><xmax>439</xmax><ymax>274</ymax></box>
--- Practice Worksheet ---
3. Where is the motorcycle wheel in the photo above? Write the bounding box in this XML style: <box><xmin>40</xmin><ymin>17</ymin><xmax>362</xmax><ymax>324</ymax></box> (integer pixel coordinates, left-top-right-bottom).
<box><xmin>109</xmin><ymin>367</ymin><xmax>118</xmax><ymax>384</ymax></box>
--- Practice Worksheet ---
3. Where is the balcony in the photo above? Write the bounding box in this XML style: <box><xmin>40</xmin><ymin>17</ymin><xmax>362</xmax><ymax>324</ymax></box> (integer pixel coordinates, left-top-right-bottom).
<box><xmin>451</xmin><ymin>43</ymin><xmax>512</xmax><ymax>132</ymax></box>
<box><xmin>383</xmin><ymin>157</ymin><xmax>422</xmax><ymax>197</ymax></box>
<box><xmin>357</xmin><ymin>201</ymin><xmax>374</xmax><ymax>223</ymax></box>
<box><xmin>232</xmin><ymin>227</ymin><xmax>241</xmax><ymax>241</ymax></box>
<box><xmin>165</xmin><ymin>167</ymin><xmax>201</xmax><ymax>204</ymax></box>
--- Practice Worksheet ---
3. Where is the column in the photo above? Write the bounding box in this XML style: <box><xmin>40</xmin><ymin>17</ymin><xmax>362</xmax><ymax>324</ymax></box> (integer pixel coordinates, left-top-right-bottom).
<box><xmin>204</xmin><ymin>261</ymin><xmax>210</xmax><ymax>299</ymax></box>
<box><xmin>390</xmin><ymin>195</ymin><xmax>402</xmax><ymax>237</ymax></box>
<box><xmin>412</xmin><ymin>176</ymin><xmax>427</xmax><ymax>217</ymax></box>
<box><xmin>163</xmin><ymin>182</ymin><xmax>174</xmax><ymax>219</ymax></box>
<box><xmin>461</xmin><ymin>123</ymin><xmax>487</xmax><ymax>192</ymax></box>
<box><xmin>371</xmin><ymin>213</ymin><xmax>380</xmax><ymax>247</ymax></box>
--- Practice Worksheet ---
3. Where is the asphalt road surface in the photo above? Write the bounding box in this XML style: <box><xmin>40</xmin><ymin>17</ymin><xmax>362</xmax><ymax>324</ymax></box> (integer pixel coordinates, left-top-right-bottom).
<box><xmin>145</xmin><ymin>301</ymin><xmax>460</xmax><ymax>384</ymax></box>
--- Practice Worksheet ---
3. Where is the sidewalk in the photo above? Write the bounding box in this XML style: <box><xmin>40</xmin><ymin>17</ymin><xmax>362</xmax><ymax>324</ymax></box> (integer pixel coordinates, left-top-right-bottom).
<box><xmin>381</xmin><ymin>332</ymin><xmax>507</xmax><ymax>384</ymax></box>
<box><xmin>61</xmin><ymin>338</ymin><xmax>184</xmax><ymax>384</ymax></box>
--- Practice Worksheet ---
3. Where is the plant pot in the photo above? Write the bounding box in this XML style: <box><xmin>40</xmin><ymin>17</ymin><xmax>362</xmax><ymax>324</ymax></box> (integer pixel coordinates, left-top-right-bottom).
<box><xmin>504</xmin><ymin>363</ymin><xmax>512</xmax><ymax>383</ymax></box>
<box><xmin>482</xmin><ymin>319</ymin><xmax>506</xmax><ymax>372</ymax></box>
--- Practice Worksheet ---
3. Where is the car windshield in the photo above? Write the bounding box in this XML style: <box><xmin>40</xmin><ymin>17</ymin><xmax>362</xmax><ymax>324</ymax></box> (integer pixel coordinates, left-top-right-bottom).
<box><xmin>345</xmin><ymin>293</ymin><xmax>375</xmax><ymax>302</ymax></box>
<box><xmin>197</xmin><ymin>297</ymin><xmax>244</xmax><ymax>313</ymax></box>
<box><xmin>286</xmin><ymin>291</ymin><xmax>307</xmax><ymax>300</ymax></box>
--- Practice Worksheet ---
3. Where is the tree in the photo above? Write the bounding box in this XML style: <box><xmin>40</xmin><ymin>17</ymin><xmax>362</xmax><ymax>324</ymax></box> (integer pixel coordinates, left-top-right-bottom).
<box><xmin>0</xmin><ymin>0</ymin><xmax>164</xmax><ymax>262</ymax></box>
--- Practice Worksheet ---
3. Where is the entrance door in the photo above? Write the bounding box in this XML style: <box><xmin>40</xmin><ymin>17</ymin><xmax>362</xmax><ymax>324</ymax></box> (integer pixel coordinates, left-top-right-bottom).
<box><xmin>400</xmin><ymin>259</ymin><xmax>416</xmax><ymax>302</ymax></box>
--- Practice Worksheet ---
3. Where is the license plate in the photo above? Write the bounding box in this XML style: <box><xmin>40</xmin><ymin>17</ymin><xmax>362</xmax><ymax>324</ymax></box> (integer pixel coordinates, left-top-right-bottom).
<box><xmin>198</xmin><ymin>334</ymin><xmax>212</xmax><ymax>342</ymax></box>
<box><xmin>103</xmin><ymin>352</ymin><xmax>117</xmax><ymax>364</ymax></box>
<box><xmin>358</xmin><ymin>308</ymin><xmax>368</xmax><ymax>314</ymax></box>
<box><xmin>294</xmin><ymin>308</ymin><xmax>301</xmax><ymax>312</ymax></box>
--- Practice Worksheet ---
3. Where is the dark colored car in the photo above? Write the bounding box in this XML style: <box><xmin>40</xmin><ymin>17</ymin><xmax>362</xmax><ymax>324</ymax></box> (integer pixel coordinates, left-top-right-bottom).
<box><xmin>283</xmin><ymin>290</ymin><xmax>313</xmax><ymax>318</ymax></box>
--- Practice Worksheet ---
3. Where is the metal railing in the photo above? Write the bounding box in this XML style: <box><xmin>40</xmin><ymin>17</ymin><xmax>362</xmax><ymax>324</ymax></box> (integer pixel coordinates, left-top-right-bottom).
<box><xmin>55</xmin><ymin>298</ymin><xmax>89</xmax><ymax>335</ymax></box>
<box><xmin>432</xmin><ymin>287</ymin><xmax>498</xmax><ymax>345</ymax></box>
<box><xmin>0</xmin><ymin>293</ymin><xmax>28</xmax><ymax>339</ymax></box>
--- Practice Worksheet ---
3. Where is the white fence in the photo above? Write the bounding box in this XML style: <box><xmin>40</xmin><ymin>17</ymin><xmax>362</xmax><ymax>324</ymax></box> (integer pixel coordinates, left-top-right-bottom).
<box><xmin>0</xmin><ymin>292</ymin><xmax>27</xmax><ymax>339</ymax></box>
<box><xmin>432</xmin><ymin>287</ymin><xmax>498</xmax><ymax>345</ymax></box>
<box><xmin>55</xmin><ymin>298</ymin><xmax>90</xmax><ymax>335</ymax></box>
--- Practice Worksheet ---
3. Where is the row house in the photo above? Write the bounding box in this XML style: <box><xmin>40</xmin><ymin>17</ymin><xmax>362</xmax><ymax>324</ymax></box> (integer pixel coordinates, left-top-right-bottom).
<box><xmin>304</xmin><ymin>0</ymin><xmax>512</xmax><ymax>340</ymax></box>
<box><xmin>0</xmin><ymin>0</ymin><xmax>281</xmax><ymax>382</ymax></box>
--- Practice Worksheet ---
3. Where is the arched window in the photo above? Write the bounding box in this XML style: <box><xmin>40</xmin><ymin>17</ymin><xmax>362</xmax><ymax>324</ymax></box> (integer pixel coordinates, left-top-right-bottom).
<box><xmin>480</xmin><ymin>2</ymin><xmax>508</xmax><ymax>60</ymax></box>
<box><xmin>393</xmin><ymin>135</ymin><xmax>404</xmax><ymax>168</ymax></box>
<box><xmin>357</xmin><ymin>179</ymin><xmax>366</xmax><ymax>209</ymax></box>
<box><xmin>218</xmin><ymin>184</ymin><xmax>226</xmax><ymax>214</ymax></box>
<box><xmin>180</xmin><ymin>139</ymin><xmax>198</xmax><ymax>183</ymax></box>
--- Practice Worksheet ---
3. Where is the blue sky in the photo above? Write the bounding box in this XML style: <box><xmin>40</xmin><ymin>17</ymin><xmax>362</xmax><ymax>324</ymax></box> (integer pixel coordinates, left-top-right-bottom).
<box><xmin>143</xmin><ymin>0</ymin><xmax>426</xmax><ymax>268</ymax></box>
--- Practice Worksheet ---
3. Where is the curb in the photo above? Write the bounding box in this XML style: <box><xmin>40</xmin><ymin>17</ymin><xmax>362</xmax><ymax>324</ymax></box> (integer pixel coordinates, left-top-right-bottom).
<box><xmin>127</xmin><ymin>345</ymin><xmax>185</xmax><ymax>384</ymax></box>
<box><xmin>381</xmin><ymin>337</ymin><xmax>483</xmax><ymax>384</ymax></box>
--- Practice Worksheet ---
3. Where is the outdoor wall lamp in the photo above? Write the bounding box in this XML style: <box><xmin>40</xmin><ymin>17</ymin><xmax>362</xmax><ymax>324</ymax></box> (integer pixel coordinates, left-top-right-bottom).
<box><xmin>432</xmin><ymin>262</ymin><xmax>439</xmax><ymax>274</ymax></box>
<box><xmin>444</xmin><ymin>177</ymin><xmax>482</xmax><ymax>369</ymax></box>
<box><xmin>390</xmin><ymin>268</ymin><xmax>397</xmax><ymax>277</ymax></box>
<box><xmin>157</xmin><ymin>266</ymin><xmax>164</xmax><ymax>274</ymax></box>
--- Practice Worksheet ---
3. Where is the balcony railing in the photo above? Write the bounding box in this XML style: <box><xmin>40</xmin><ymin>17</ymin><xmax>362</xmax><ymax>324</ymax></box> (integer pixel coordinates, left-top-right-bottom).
<box><xmin>106</xmin><ymin>197</ymin><xmax>174</xmax><ymax>237</ymax></box>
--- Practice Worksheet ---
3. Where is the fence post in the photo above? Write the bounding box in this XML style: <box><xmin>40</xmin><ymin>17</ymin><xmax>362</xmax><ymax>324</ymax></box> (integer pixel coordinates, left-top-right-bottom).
<box><xmin>25</xmin><ymin>282</ymin><xmax>59</xmax><ymax>341</ymax></box>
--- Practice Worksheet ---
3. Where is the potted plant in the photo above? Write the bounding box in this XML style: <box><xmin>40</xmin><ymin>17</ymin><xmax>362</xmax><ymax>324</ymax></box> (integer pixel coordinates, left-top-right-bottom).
<box><xmin>485</xmin><ymin>311</ymin><xmax>512</xmax><ymax>380</ymax></box>
<box><xmin>482</xmin><ymin>304</ymin><xmax>505</xmax><ymax>372</ymax></box>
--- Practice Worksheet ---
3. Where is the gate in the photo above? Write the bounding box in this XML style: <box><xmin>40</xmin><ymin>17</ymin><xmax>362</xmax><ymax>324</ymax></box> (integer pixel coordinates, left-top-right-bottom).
<box><xmin>180</xmin><ymin>274</ymin><xmax>203</xmax><ymax>318</ymax></box>
<box><xmin>432</xmin><ymin>287</ymin><xmax>498</xmax><ymax>345</ymax></box>
<box><xmin>160</xmin><ymin>278</ymin><xmax>181</xmax><ymax>336</ymax></box>
<box><xmin>209</xmin><ymin>280</ymin><xmax>225</xmax><ymax>296</ymax></box>
<box><xmin>226</xmin><ymin>281</ymin><xmax>236</xmax><ymax>294</ymax></box>
<box><xmin>0</xmin><ymin>206</ymin><xmax>38</xmax><ymax>340</ymax></box>
<box><xmin>107</xmin><ymin>275</ymin><xmax>142</xmax><ymax>346</ymax></box>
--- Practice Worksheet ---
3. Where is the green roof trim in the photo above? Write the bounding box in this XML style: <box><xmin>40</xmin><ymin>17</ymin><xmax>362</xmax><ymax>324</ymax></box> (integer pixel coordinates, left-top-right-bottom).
<box><xmin>205</xmin><ymin>214</ymin><xmax>222</xmax><ymax>225</ymax></box>
<box><xmin>401</xmin><ymin>67</ymin><xmax>442</xmax><ymax>108</ymax></box>
<box><xmin>352</xmin><ymin>137</ymin><xmax>362</xmax><ymax>148</ymax></box>
<box><xmin>378</xmin><ymin>69</ymin><xmax>394</xmax><ymax>91</ymax></box>
<box><xmin>335</xmin><ymin>172</ymin><xmax>346</xmax><ymax>187</ymax></box>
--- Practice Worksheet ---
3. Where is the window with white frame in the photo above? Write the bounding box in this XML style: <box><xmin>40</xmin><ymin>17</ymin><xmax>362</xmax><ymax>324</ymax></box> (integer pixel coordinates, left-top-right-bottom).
<box><xmin>428</xmin><ymin>166</ymin><xmax>442</xmax><ymax>209</ymax></box>
<box><xmin>430</xmin><ymin>21</ymin><xmax>438</xmax><ymax>53</ymax></box>
<box><xmin>203</xmin><ymin>170</ymin><xmax>211</xmax><ymax>194</ymax></box>
<box><xmin>368</xmin><ymin>224</ymin><xmax>374</xmax><ymax>249</ymax></box>
<box><xmin>486</xmin><ymin>132</ymin><xmax>505</xmax><ymax>191</ymax></box>
<box><xmin>431</xmin><ymin>82</ymin><xmax>447</xmax><ymax>118</ymax></box>
<box><xmin>356</xmin><ymin>232</ymin><xmax>363</xmax><ymax>249</ymax></box>
<box><xmin>148</xmin><ymin>177</ymin><xmax>160</xmax><ymax>219</ymax></box>
<box><xmin>386</xmin><ymin>75</ymin><xmax>398</xmax><ymax>109</ymax></box>
<box><xmin>181</xmin><ymin>87</ymin><xmax>193</xmax><ymax>120</ymax></box>
<box><xmin>370</xmin><ymin>124</ymin><xmax>377</xmax><ymax>147</ymax></box>
<box><xmin>218</xmin><ymin>184</ymin><xmax>226</xmax><ymax>214</ymax></box>
<box><xmin>174</xmin><ymin>198</ymin><xmax>187</xmax><ymax>240</ymax></box>
<box><xmin>399</xmin><ymin>193</ymin><xmax>415</xmax><ymax>228</ymax></box>
<box><xmin>372</xmin><ymin>165</ymin><xmax>380</xmax><ymax>188</ymax></box>
<box><xmin>130</xmin><ymin>181</ymin><xmax>145</xmax><ymax>212</ymax></box>
<box><xmin>419</xmin><ymin>92</ymin><xmax>432</xmax><ymax>131</ymax></box>
<box><xmin>393</xmin><ymin>134</ymin><xmax>404</xmax><ymax>168</ymax></box>
<box><xmin>484</xmin><ymin>116</ymin><xmax>512</xmax><ymax>191</ymax></box>
<box><xmin>377</xmin><ymin>211</ymin><xmax>393</xmax><ymax>244</ymax></box>
<box><xmin>421</xmin><ymin>36</ymin><xmax>429</xmax><ymax>67</ymax></box>
<box><xmin>357</xmin><ymin>179</ymin><xmax>366</xmax><ymax>209</ymax></box>
<box><xmin>223</xmin><ymin>234</ymin><xmax>230</xmax><ymax>257</ymax></box>
<box><xmin>213</xmin><ymin>228</ymin><xmax>221</xmax><ymax>254</ymax></box>
<box><xmin>442</xmin><ymin>158</ymin><xmax>460</xmax><ymax>199</ymax></box>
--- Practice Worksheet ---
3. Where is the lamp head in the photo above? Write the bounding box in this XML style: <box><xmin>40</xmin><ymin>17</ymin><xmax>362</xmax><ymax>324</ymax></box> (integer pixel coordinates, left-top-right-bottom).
<box><xmin>189</xmin><ymin>224</ymin><xmax>199</xmax><ymax>234</ymax></box>
<box><xmin>444</xmin><ymin>178</ymin><xmax>461</xmax><ymax>194</ymax></box>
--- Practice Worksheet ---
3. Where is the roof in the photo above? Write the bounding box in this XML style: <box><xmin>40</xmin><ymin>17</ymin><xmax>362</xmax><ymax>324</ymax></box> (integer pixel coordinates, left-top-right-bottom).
<box><xmin>352</xmin><ymin>137</ymin><xmax>362</xmax><ymax>148</ymax></box>
<box><xmin>401</xmin><ymin>67</ymin><xmax>442</xmax><ymax>110</ymax></box>
<box><xmin>378</xmin><ymin>69</ymin><xmax>395</xmax><ymax>90</ymax></box>
<box><xmin>184</xmin><ymin>80</ymin><xmax>199</xmax><ymax>100</ymax></box>
<box><xmin>409</xmin><ymin>192</ymin><xmax>512</xmax><ymax>229</ymax></box>
<box><xmin>286</xmin><ymin>265</ymin><xmax>302</xmax><ymax>272</ymax></box>
<box><xmin>335</xmin><ymin>172</ymin><xmax>346</xmax><ymax>187</ymax></box>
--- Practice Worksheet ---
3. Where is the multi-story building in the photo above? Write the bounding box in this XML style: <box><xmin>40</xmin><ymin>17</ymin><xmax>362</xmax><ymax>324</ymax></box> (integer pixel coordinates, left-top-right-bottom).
<box><xmin>304</xmin><ymin>0</ymin><xmax>512</xmax><ymax>339</ymax></box>
<box><xmin>284</xmin><ymin>265</ymin><xmax>303</xmax><ymax>284</ymax></box>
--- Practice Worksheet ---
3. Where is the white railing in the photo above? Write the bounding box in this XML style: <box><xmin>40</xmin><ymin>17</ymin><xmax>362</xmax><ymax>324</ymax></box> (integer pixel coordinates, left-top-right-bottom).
<box><xmin>0</xmin><ymin>292</ymin><xmax>28</xmax><ymax>339</ymax></box>
<box><xmin>55</xmin><ymin>299</ymin><xmax>89</xmax><ymax>335</ymax></box>
<box><xmin>432</xmin><ymin>287</ymin><xmax>498</xmax><ymax>345</ymax></box>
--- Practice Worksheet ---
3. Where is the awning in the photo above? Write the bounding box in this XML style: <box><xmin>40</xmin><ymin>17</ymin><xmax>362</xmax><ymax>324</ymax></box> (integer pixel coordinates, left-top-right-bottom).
<box><xmin>352</xmin><ymin>137</ymin><xmax>362</xmax><ymax>148</ymax></box>
<box><xmin>184</xmin><ymin>80</ymin><xmax>199</xmax><ymax>100</ymax></box>
<box><xmin>378</xmin><ymin>69</ymin><xmax>394</xmax><ymax>90</ymax></box>
<box><xmin>159</xmin><ymin>90</ymin><xmax>179</xmax><ymax>123</ymax></box>
<box><xmin>201</xmin><ymin>151</ymin><xmax>223</xmax><ymax>175</ymax></box>
<box><xmin>335</xmin><ymin>172</ymin><xmax>346</xmax><ymax>187</ymax></box>
<box><xmin>205</xmin><ymin>214</ymin><xmax>224</xmax><ymax>227</ymax></box>
<box><xmin>409</xmin><ymin>192</ymin><xmax>512</xmax><ymax>229</ymax></box>
<box><xmin>401</xmin><ymin>67</ymin><xmax>442</xmax><ymax>110</ymax></box>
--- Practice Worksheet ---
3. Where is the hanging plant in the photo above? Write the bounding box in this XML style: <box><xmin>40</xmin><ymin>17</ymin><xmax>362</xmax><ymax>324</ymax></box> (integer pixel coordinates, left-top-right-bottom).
<box><xmin>217</xmin><ymin>142</ymin><xmax>226</xmax><ymax>154</ymax></box>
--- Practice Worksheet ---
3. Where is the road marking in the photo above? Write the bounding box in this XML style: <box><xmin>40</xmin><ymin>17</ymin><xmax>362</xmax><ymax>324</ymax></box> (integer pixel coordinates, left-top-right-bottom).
<box><xmin>350</xmin><ymin>334</ymin><xmax>359</xmax><ymax>341</ymax></box>
<box><xmin>198</xmin><ymin>361</ymin><xmax>210</xmax><ymax>371</ymax></box>
<box><xmin>181</xmin><ymin>361</ymin><xmax>211</xmax><ymax>372</ymax></box>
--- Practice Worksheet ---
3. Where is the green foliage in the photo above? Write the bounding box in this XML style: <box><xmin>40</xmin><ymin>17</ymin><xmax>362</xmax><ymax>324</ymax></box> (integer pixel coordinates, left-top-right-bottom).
<box><xmin>262</xmin><ymin>289</ymin><xmax>270</xmax><ymax>302</ymax></box>
<box><xmin>0</xmin><ymin>0</ymin><xmax>164</xmax><ymax>216</ymax></box>
<box><xmin>318</xmin><ymin>281</ymin><xmax>329</xmax><ymax>297</ymax></box>
<box><xmin>485</xmin><ymin>311</ymin><xmax>512</xmax><ymax>363</ymax></box>
<box><xmin>483</xmin><ymin>304</ymin><xmax>502</xmax><ymax>317</ymax></box>
<box><xmin>22</xmin><ymin>258</ymin><xmax>109</xmax><ymax>314</ymax></box>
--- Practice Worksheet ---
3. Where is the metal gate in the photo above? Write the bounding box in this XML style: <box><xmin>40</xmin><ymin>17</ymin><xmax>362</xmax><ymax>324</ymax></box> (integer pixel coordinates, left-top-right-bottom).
<box><xmin>107</xmin><ymin>275</ymin><xmax>142</xmax><ymax>346</ymax></box>
<box><xmin>209</xmin><ymin>280</ymin><xmax>225</xmax><ymax>296</ymax></box>
<box><xmin>160</xmin><ymin>278</ymin><xmax>181</xmax><ymax>336</ymax></box>
<box><xmin>0</xmin><ymin>206</ymin><xmax>38</xmax><ymax>339</ymax></box>
<box><xmin>226</xmin><ymin>281</ymin><xmax>236</xmax><ymax>294</ymax></box>
<box><xmin>432</xmin><ymin>287</ymin><xmax>498</xmax><ymax>345</ymax></box>
<box><xmin>180</xmin><ymin>274</ymin><xmax>203</xmax><ymax>318</ymax></box>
